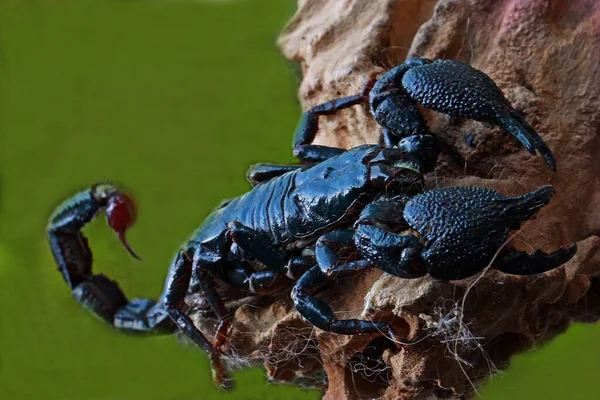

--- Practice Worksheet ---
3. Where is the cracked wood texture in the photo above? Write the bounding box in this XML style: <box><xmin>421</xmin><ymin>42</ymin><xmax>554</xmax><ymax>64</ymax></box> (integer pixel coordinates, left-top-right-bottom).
<box><xmin>188</xmin><ymin>1</ymin><xmax>600</xmax><ymax>398</ymax></box>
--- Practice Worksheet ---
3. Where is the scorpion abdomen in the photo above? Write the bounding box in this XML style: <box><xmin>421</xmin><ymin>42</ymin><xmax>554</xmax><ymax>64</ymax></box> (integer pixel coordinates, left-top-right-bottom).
<box><xmin>193</xmin><ymin>145</ymin><xmax>379</xmax><ymax>245</ymax></box>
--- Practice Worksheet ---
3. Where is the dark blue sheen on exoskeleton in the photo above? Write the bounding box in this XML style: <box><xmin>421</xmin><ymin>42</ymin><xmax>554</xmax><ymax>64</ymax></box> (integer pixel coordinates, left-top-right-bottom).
<box><xmin>47</xmin><ymin>58</ymin><xmax>574</xmax><ymax>389</ymax></box>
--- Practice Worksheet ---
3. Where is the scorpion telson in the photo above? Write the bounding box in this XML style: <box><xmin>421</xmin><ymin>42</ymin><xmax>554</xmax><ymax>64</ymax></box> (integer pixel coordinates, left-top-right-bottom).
<box><xmin>48</xmin><ymin>58</ymin><xmax>571</xmax><ymax>389</ymax></box>
<box><xmin>100</xmin><ymin>184</ymin><xmax>141</xmax><ymax>260</ymax></box>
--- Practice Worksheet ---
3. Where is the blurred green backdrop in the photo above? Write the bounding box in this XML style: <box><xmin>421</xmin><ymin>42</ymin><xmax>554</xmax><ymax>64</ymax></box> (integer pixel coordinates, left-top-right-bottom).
<box><xmin>0</xmin><ymin>1</ymin><xmax>597</xmax><ymax>399</ymax></box>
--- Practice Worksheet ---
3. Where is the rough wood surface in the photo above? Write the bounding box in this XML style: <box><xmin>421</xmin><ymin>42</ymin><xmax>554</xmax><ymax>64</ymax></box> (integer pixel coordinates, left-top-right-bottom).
<box><xmin>189</xmin><ymin>1</ymin><xmax>600</xmax><ymax>398</ymax></box>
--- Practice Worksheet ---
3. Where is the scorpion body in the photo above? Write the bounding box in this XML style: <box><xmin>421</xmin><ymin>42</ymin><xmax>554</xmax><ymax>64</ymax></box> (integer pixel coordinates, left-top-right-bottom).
<box><xmin>48</xmin><ymin>58</ymin><xmax>573</xmax><ymax>388</ymax></box>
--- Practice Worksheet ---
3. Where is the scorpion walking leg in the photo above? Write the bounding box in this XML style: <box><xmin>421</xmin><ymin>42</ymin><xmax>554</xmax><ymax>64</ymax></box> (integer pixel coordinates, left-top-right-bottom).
<box><xmin>246</xmin><ymin>163</ymin><xmax>301</xmax><ymax>185</ymax></box>
<box><xmin>292</xmin><ymin>230</ymin><xmax>397</xmax><ymax>340</ymax></box>
<box><xmin>223</xmin><ymin>248</ymin><xmax>314</xmax><ymax>287</ymax></box>
<box><xmin>222</xmin><ymin>263</ymin><xmax>293</xmax><ymax>295</ymax></box>
<box><xmin>47</xmin><ymin>183</ymin><xmax>173</xmax><ymax>332</ymax></box>
<box><xmin>193</xmin><ymin>267</ymin><xmax>233</xmax><ymax>353</ymax></box>
<box><xmin>163</xmin><ymin>249</ymin><xmax>231</xmax><ymax>388</ymax></box>
<box><xmin>195</xmin><ymin>267</ymin><xmax>288</xmax><ymax>352</ymax></box>
<box><xmin>493</xmin><ymin>245</ymin><xmax>577</xmax><ymax>275</ymax></box>
<box><xmin>211</xmin><ymin>263</ymin><xmax>293</xmax><ymax>351</ymax></box>
<box><xmin>292</xmin><ymin>76</ymin><xmax>377</xmax><ymax>163</ymax></box>
<box><xmin>191</xmin><ymin>221</ymin><xmax>291</xmax><ymax>353</ymax></box>
<box><xmin>222</xmin><ymin>246</ymin><xmax>317</xmax><ymax>291</ymax></box>
<box><xmin>284</xmin><ymin>248</ymin><xmax>316</xmax><ymax>280</ymax></box>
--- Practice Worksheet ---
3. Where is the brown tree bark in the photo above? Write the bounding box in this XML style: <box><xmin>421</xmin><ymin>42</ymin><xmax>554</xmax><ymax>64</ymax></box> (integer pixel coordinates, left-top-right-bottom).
<box><xmin>189</xmin><ymin>1</ymin><xmax>600</xmax><ymax>398</ymax></box>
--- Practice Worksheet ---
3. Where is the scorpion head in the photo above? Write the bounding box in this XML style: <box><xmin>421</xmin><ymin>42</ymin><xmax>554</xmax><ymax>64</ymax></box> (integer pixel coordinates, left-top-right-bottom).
<box><xmin>368</xmin><ymin>148</ymin><xmax>424</xmax><ymax>194</ymax></box>
<box><xmin>397</xmin><ymin>134</ymin><xmax>439</xmax><ymax>173</ymax></box>
<box><xmin>92</xmin><ymin>183</ymin><xmax>141</xmax><ymax>260</ymax></box>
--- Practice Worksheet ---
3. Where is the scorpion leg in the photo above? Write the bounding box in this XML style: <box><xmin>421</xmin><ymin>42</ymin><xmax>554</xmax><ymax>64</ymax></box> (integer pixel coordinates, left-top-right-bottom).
<box><xmin>194</xmin><ymin>266</ymin><xmax>289</xmax><ymax>353</ymax></box>
<box><xmin>493</xmin><ymin>244</ymin><xmax>577</xmax><ymax>275</ymax></box>
<box><xmin>226</xmin><ymin>221</ymin><xmax>288</xmax><ymax>269</ymax></box>
<box><xmin>291</xmin><ymin>230</ymin><xmax>397</xmax><ymax>339</ymax></box>
<box><xmin>47</xmin><ymin>183</ymin><xmax>173</xmax><ymax>332</ymax></box>
<box><xmin>284</xmin><ymin>247</ymin><xmax>316</xmax><ymax>280</ymax></box>
<box><xmin>221</xmin><ymin>263</ymin><xmax>292</xmax><ymax>295</ymax></box>
<box><xmin>354</xmin><ymin>196</ymin><xmax>428</xmax><ymax>279</ymax></box>
<box><xmin>193</xmin><ymin>266</ymin><xmax>234</xmax><ymax>354</ymax></box>
<box><xmin>205</xmin><ymin>262</ymin><xmax>292</xmax><ymax>352</ymax></box>
<box><xmin>293</xmin><ymin>76</ymin><xmax>377</xmax><ymax>163</ymax></box>
<box><xmin>246</xmin><ymin>163</ymin><xmax>301</xmax><ymax>186</ymax></box>
<box><xmin>223</xmin><ymin>247</ymin><xmax>314</xmax><ymax>287</ymax></box>
<box><xmin>190</xmin><ymin>221</ymin><xmax>290</xmax><ymax>352</ymax></box>
<box><xmin>219</xmin><ymin>221</ymin><xmax>305</xmax><ymax>316</ymax></box>
<box><xmin>162</xmin><ymin>248</ymin><xmax>231</xmax><ymax>388</ymax></box>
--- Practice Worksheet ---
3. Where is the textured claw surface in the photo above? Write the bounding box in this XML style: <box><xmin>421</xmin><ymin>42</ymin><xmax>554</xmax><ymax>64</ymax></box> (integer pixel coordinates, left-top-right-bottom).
<box><xmin>402</xmin><ymin>59</ymin><xmax>505</xmax><ymax>119</ymax></box>
<box><xmin>404</xmin><ymin>186</ymin><xmax>554</xmax><ymax>279</ymax></box>
<box><xmin>401</xmin><ymin>59</ymin><xmax>556</xmax><ymax>170</ymax></box>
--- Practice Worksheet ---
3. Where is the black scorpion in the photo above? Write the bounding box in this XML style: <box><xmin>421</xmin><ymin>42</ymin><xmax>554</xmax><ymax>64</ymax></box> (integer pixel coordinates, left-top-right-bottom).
<box><xmin>48</xmin><ymin>58</ymin><xmax>573</xmax><ymax>388</ymax></box>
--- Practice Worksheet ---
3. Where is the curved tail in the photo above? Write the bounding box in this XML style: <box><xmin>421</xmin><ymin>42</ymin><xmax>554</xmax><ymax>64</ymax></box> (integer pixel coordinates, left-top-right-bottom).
<box><xmin>47</xmin><ymin>183</ymin><xmax>173</xmax><ymax>331</ymax></box>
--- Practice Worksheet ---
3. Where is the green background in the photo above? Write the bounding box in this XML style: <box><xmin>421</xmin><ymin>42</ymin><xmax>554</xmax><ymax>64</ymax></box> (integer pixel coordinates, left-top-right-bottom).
<box><xmin>0</xmin><ymin>1</ymin><xmax>597</xmax><ymax>399</ymax></box>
